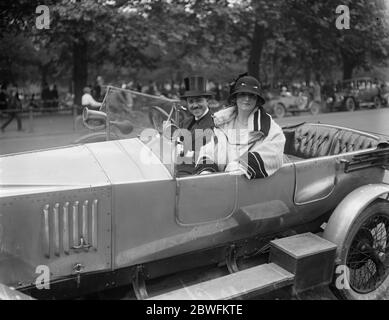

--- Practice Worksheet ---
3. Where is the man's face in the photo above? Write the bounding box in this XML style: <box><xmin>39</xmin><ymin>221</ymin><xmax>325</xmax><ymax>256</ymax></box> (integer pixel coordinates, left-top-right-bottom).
<box><xmin>187</xmin><ymin>96</ymin><xmax>208</xmax><ymax>118</ymax></box>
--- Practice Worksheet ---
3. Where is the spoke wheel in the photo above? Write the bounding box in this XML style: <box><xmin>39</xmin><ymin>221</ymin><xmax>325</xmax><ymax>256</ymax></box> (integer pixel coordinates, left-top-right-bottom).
<box><xmin>310</xmin><ymin>102</ymin><xmax>320</xmax><ymax>115</ymax></box>
<box><xmin>336</xmin><ymin>200</ymin><xmax>389</xmax><ymax>300</ymax></box>
<box><xmin>345</xmin><ymin>97</ymin><xmax>356</xmax><ymax>112</ymax></box>
<box><xmin>274</xmin><ymin>103</ymin><xmax>286</xmax><ymax>118</ymax></box>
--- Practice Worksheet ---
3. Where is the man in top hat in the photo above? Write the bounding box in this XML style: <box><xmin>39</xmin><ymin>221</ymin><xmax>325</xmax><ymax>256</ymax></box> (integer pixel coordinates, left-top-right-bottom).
<box><xmin>180</xmin><ymin>75</ymin><xmax>215</xmax><ymax>132</ymax></box>
<box><xmin>172</xmin><ymin>75</ymin><xmax>216</xmax><ymax>176</ymax></box>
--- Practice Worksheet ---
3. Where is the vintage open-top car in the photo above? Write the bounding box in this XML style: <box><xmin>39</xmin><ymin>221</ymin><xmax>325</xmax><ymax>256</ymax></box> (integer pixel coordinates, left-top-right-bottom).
<box><xmin>1</xmin><ymin>87</ymin><xmax>389</xmax><ymax>300</ymax></box>
<box><xmin>264</xmin><ymin>92</ymin><xmax>321</xmax><ymax>119</ymax></box>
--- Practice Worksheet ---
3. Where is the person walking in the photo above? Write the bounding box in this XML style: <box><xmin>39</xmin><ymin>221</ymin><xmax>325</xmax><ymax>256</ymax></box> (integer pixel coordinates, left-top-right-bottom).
<box><xmin>1</xmin><ymin>85</ymin><xmax>22</xmax><ymax>132</ymax></box>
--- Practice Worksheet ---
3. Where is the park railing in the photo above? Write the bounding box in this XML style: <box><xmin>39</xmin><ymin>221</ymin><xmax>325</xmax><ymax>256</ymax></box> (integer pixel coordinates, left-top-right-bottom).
<box><xmin>0</xmin><ymin>99</ymin><xmax>81</xmax><ymax>133</ymax></box>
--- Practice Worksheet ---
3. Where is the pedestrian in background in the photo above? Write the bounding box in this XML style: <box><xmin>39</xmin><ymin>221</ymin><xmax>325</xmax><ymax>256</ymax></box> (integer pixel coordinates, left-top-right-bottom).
<box><xmin>41</xmin><ymin>82</ymin><xmax>51</xmax><ymax>112</ymax></box>
<box><xmin>81</xmin><ymin>86</ymin><xmax>102</xmax><ymax>113</ymax></box>
<box><xmin>313</xmin><ymin>80</ymin><xmax>322</xmax><ymax>103</ymax></box>
<box><xmin>93</xmin><ymin>76</ymin><xmax>104</xmax><ymax>101</ymax></box>
<box><xmin>1</xmin><ymin>84</ymin><xmax>22</xmax><ymax>132</ymax></box>
<box><xmin>0</xmin><ymin>83</ymin><xmax>8</xmax><ymax>113</ymax></box>
<box><xmin>50</xmin><ymin>84</ymin><xmax>59</xmax><ymax>109</ymax></box>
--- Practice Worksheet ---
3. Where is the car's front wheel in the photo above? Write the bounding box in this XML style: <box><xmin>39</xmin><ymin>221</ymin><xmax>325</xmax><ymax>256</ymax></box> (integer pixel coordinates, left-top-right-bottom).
<box><xmin>344</xmin><ymin>97</ymin><xmax>356</xmax><ymax>111</ymax></box>
<box><xmin>274</xmin><ymin>103</ymin><xmax>286</xmax><ymax>118</ymax></box>
<box><xmin>334</xmin><ymin>200</ymin><xmax>389</xmax><ymax>300</ymax></box>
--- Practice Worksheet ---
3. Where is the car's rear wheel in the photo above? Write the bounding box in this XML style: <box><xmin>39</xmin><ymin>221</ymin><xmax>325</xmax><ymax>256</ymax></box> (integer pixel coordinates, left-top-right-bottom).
<box><xmin>345</xmin><ymin>97</ymin><xmax>356</xmax><ymax>112</ymax></box>
<box><xmin>374</xmin><ymin>96</ymin><xmax>382</xmax><ymax>109</ymax></box>
<box><xmin>334</xmin><ymin>200</ymin><xmax>389</xmax><ymax>300</ymax></box>
<box><xmin>310</xmin><ymin>101</ymin><xmax>321</xmax><ymax>115</ymax></box>
<box><xmin>274</xmin><ymin>103</ymin><xmax>286</xmax><ymax>118</ymax></box>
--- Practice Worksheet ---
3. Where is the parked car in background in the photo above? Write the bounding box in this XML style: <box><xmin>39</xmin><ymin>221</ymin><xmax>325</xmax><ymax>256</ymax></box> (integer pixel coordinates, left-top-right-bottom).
<box><xmin>381</xmin><ymin>82</ymin><xmax>389</xmax><ymax>107</ymax></box>
<box><xmin>332</xmin><ymin>77</ymin><xmax>386</xmax><ymax>112</ymax></box>
<box><xmin>264</xmin><ymin>91</ymin><xmax>321</xmax><ymax>118</ymax></box>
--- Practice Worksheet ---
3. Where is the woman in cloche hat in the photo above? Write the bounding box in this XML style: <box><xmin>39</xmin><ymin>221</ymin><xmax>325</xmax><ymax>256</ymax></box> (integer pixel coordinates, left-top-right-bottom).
<box><xmin>195</xmin><ymin>74</ymin><xmax>286</xmax><ymax>180</ymax></box>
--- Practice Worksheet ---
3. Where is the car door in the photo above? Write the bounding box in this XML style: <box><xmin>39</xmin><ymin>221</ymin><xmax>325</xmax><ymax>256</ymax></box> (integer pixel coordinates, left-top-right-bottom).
<box><xmin>176</xmin><ymin>172</ymin><xmax>238</xmax><ymax>225</ymax></box>
<box><xmin>293</xmin><ymin>157</ymin><xmax>337</xmax><ymax>204</ymax></box>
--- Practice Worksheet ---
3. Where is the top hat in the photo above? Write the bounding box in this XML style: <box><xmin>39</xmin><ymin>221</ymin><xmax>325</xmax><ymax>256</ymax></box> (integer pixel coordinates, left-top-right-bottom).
<box><xmin>180</xmin><ymin>76</ymin><xmax>214</xmax><ymax>98</ymax></box>
<box><xmin>230</xmin><ymin>75</ymin><xmax>266</xmax><ymax>105</ymax></box>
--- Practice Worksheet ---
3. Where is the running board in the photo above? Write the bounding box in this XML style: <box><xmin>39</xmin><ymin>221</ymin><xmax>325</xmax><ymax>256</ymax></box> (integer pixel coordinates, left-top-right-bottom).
<box><xmin>148</xmin><ymin>263</ymin><xmax>294</xmax><ymax>300</ymax></box>
<box><xmin>148</xmin><ymin>232</ymin><xmax>337</xmax><ymax>300</ymax></box>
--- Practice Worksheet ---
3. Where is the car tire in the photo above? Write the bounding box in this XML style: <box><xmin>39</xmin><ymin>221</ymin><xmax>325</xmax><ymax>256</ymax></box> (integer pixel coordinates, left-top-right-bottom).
<box><xmin>333</xmin><ymin>200</ymin><xmax>389</xmax><ymax>300</ymax></box>
<box><xmin>344</xmin><ymin>97</ymin><xmax>356</xmax><ymax>112</ymax></box>
<box><xmin>274</xmin><ymin>103</ymin><xmax>286</xmax><ymax>118</ymax></box>
<box><xmin>374</xmin><ymin>96</ymin><xmax>382</xmax><ymax>109</ymax></box>
<box><xmin>310</xmin><ymin>102</ymin><xmax>321</xmax><ymax>115</ymax></box>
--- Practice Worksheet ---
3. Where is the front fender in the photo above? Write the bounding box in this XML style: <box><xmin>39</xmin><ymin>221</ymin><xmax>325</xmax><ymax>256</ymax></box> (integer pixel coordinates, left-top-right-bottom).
<box><xmin>323</xmin><ymin>183</ymin><xmax>389</xmax><ymax>264</ymax></box>
<box><xmin>0</xmin><ymin>283</ymin><xmax>34</xmax><ymax>300</ymax></box>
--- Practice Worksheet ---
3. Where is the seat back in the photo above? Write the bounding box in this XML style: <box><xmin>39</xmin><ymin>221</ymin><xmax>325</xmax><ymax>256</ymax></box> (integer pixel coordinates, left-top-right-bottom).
<box><xmin>283</xmin><ymin>123</ymin><xmax>379</xmax><ymax>159</ymax></box>
<box><xmin>331</xmin><ymin>130</ymin><xmax>378</xmax><ymax>155</ymax></box>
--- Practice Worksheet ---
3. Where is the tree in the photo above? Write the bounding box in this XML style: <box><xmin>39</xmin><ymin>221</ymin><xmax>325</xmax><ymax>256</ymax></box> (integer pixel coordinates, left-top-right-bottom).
<box><xmin>285</xmin><ymin>0</ymin><xmax>389</xmax><ymax>80</ymax></box>
<box><xmin>2</xmin><ymin>0</ymin><xmax>164</xmax><ymax>103</ymax></box>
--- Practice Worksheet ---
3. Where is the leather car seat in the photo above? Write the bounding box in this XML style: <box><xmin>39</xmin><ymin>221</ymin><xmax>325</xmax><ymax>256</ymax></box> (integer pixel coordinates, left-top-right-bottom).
<box><xmin>289</xmin><ymin>124</ymin><xmax>338</xmax><ymax>158</ymax></box>
<box><xmin>330</xmin><ymin>130</ymin><xmax>378</xmax><ymax>155</ymax></box>
<box><xmin>283</xmin><ymin>123</ymin><xmax>379</xmax><ymax>160</ymax></box>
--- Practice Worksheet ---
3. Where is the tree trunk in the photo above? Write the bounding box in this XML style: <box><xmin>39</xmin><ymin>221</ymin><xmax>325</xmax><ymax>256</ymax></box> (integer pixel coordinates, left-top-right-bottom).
<box><xmin>304</xmin><ymin>67</ymin><xmax>311</xmax><ymax>86</ymax></box>
<box><xmin>342</xmin><ymin>59</ymin><xmax>354</xmax><ymax>80</ymax></box>
<box><xmin>247</xmin><ymin>22</ymin><xmax>266</xmax><ymax>80</ymax></box>
<box><xmin>341</xmin><ymin>49</ymin><xmax>355</xmax><ymax>80</ymax></box>
<box><xmin>40</xmin><ymin>63</ymin><xmax>49</xmax><ymax>85</ymax></box>
<box><xmin>73</xmin><ymin>37</ymin><xmax>88</xmax><ymax>106</ymax></box>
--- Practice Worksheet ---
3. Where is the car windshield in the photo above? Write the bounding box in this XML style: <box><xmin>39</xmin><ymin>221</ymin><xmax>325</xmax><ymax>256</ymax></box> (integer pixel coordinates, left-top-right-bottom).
<box><xmin>83</xmin><ymin>86</ymin><xmax>180</xmax><ymax>173</ymax></box>
<box><xmin>96</xmin><ymin>86</ymin><xmax>179</xmax><ymax>138</ymax></box>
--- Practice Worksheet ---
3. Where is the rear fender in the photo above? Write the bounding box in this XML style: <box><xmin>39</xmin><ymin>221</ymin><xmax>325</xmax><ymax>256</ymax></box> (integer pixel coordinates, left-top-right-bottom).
<box><xmin>323</xmin><ymin>183</ymin><xmax>389</xmax><ymax>264</ymax></box>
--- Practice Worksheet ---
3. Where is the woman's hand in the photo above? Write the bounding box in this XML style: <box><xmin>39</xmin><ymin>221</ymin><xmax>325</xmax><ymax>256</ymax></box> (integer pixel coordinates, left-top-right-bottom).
<box><xmin>225</xmin><ymin>161</ymin><xmax>245</xmax><ymax>175</ymax></box>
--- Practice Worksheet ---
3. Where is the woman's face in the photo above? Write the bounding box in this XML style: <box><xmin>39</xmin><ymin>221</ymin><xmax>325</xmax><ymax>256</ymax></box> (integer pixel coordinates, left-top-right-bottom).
<box><xmin>236</xmin><ymin>92</ymin><xmax>258</xmax><ymax>113</ymax></box>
